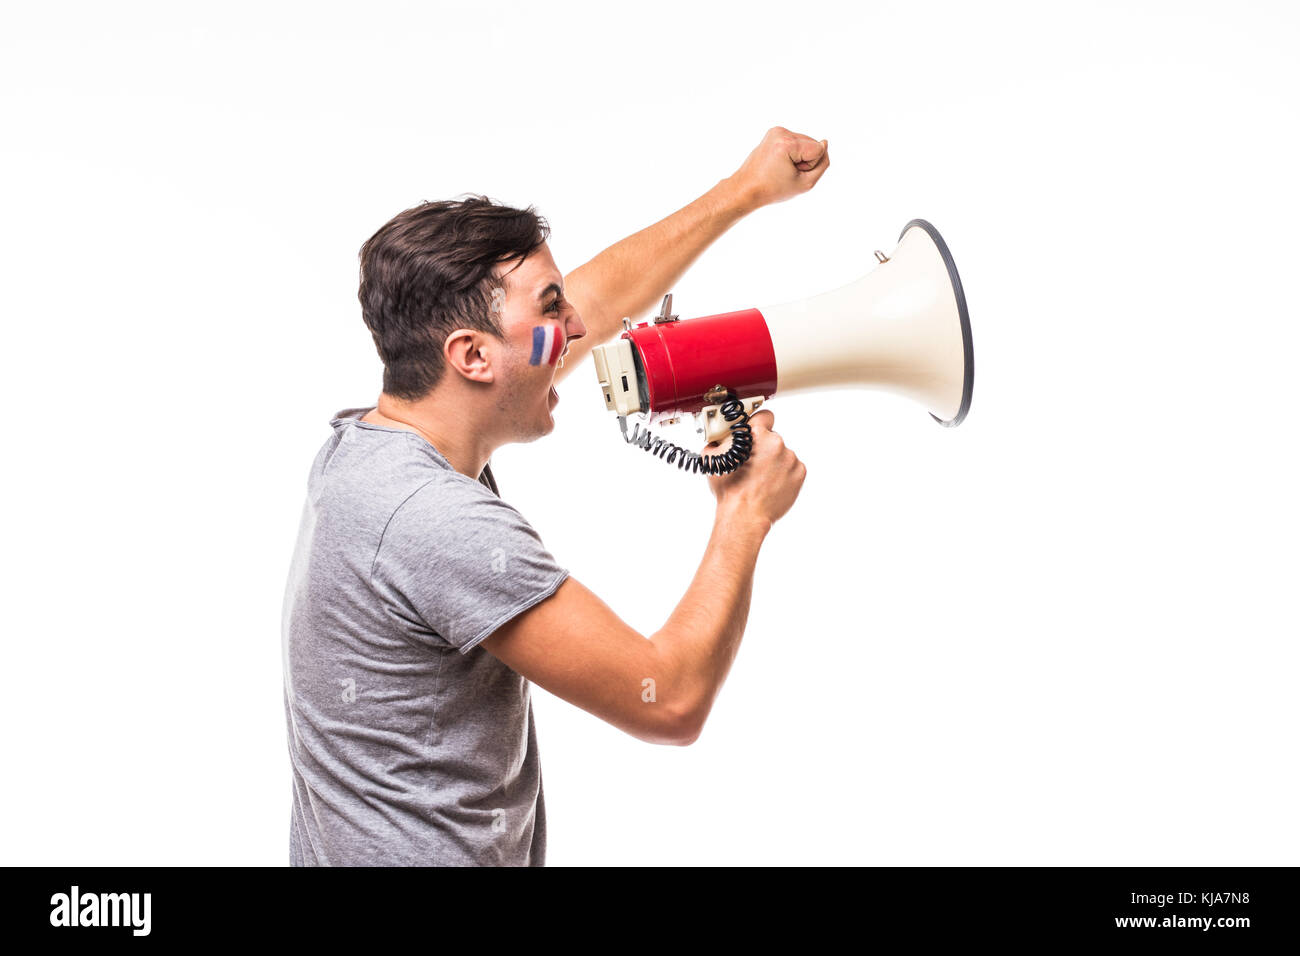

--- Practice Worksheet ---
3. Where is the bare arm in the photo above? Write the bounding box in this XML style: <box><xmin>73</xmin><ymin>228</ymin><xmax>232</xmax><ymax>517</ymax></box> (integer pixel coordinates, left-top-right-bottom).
<box><xmin>481</xmin><ymin>409</ymin><xmax>805</xmax><ymax>746</ymax></box>
<box><xmin>554</xmin><ymin>178</ymin><xmax>752</xmax><ymax>387</ymax></box>
<box><xmin>481</xmin><ymin>504</ymin><xmax>770</xmax><ymax>746</ymax></box>
<box><xmin>554</xmin><ymin>127</ymin><xmax>830</xmax><ymax>387</ymax></box>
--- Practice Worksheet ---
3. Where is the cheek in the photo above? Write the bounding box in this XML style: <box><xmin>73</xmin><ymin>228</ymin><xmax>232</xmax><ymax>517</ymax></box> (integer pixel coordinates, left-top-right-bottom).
<box><xmin>526</xmin><ymin>323</ymin><xmax>565</xmax><ymax>367</ymax></box>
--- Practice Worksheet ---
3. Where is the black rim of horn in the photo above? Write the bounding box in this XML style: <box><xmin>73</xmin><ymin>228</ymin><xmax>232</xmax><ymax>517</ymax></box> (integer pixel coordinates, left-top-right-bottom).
<box><xmin>899</xmin><ymin>218</ymin><xmax>974</xmax><ymax>428</ymax></box>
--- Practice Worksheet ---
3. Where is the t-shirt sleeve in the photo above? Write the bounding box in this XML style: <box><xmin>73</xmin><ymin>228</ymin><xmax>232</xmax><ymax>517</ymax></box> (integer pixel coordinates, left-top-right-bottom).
<box><xmin>370</xmin><ymin>478</ymin><xmax>570</xmax><ymax>653</ymax></box>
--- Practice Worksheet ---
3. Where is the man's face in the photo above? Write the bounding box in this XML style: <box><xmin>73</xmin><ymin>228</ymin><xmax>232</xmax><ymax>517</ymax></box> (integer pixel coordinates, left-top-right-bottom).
<box><xmin>490</xmin><ymin>243</ymin><xmax>586</xmax><ymax>440</ymax></box>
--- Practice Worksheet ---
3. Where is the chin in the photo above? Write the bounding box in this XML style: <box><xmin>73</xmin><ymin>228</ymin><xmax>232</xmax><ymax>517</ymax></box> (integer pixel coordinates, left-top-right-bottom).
<box><xmin>519</xmin><ymin>413</ymin><xmax>555</xmax><ymax>443</ymax></box>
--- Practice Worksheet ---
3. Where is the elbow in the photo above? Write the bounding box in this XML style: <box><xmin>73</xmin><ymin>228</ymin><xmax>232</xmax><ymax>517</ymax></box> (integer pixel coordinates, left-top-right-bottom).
<box><xmin>633</xmin><ymin>642</ymin><xmax>710</xmax><ymax>745</ymax></box>
<box><xmin>670</xmin><ymin>722</ymin><xmax>703</xmax><ymax>747</ymax></box>
<box><xmin>640</xmin><ymin>699</ymin><xmax>708</xmax><ymax>747</ymax></box>
<box><xmin>670</xmin><ymin>703</ymin><xmax>708</xmax><ymax>746</ymax></box>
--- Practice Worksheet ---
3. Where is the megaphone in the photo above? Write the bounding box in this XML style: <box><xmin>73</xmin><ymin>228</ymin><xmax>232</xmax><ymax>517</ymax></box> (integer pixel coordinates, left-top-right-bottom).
<box><xmin>591</xmin><ymin>218</ymin><xmax>974</xmax><ymax>474</ymax></box>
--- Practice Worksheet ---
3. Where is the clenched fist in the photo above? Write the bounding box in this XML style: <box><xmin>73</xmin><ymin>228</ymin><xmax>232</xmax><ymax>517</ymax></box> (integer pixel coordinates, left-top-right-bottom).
<box><xmin>728</xmin><ymin>126</ymin><xmax>830</xmax><ymax>209</ymax></box>
<box><xmin>706</xmin><ymin>409</ymin><xmax>807</xmax><ymax>531</ymax></box>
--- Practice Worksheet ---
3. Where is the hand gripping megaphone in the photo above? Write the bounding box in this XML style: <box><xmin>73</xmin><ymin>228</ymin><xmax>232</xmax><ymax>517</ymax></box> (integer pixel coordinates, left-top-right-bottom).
<box><xmin>590</xmin><ymin>219</ymin><xmax>974</xmax><ymax>474</ymax></box>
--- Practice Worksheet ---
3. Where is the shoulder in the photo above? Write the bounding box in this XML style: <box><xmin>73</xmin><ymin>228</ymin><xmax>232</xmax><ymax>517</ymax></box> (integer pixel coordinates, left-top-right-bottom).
<box><xmin>369</xmin><ymin>467</ymin><xmax>567</xmax><ymax>645</ymax></box>
<box><xmin>379</xmin><ymin>474</ymin><xmax>543</xmax><ymax>556</ymax></box>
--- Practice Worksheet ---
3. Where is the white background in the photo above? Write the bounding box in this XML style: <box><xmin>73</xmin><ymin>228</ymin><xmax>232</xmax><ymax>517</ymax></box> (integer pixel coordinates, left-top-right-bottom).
<box><xmin>2</xmin><ymin>1</ymin><xmax>1296</xmax><ymax>866</ymax></box>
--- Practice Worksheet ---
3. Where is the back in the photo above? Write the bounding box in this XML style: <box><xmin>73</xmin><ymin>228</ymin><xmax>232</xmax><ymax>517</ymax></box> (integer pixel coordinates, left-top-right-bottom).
<box><xmin>281</xmin><ymin>407</ymin><xmax>569</xmax><ymax>865</ymax></box>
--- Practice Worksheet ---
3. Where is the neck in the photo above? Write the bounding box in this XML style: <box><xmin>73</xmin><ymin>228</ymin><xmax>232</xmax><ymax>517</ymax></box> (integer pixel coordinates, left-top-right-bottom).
<box><xmin>367</xmin><ymin>391</ymin><xmax>497</xmax><ymax>480</ymax></box>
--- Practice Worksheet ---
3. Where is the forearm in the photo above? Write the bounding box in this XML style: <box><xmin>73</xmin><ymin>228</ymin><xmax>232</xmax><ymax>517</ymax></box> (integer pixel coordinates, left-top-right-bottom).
<box><xmin>555</xmin><ymin>176</ymin><xmax>757</xmax><ymax>386</ymax></box>
<box><xmin>648</xmin><ymin>505</ymin><xmax>770</xmax><ymax>736</ymax></box>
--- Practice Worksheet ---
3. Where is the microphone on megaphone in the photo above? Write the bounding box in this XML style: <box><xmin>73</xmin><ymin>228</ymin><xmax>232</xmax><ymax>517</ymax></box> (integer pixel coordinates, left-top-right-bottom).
<box><xmin>590</xmin><ymin>218</ymin><xmax>974</xmax><ymax>475</ymax></box>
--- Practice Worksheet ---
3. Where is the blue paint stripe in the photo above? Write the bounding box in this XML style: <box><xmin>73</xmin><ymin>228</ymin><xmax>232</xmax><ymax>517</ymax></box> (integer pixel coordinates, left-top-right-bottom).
<box><xmin>530</xmin><ymin>326</ymin><xmax>546</xmax><ymax>365</ymax></box>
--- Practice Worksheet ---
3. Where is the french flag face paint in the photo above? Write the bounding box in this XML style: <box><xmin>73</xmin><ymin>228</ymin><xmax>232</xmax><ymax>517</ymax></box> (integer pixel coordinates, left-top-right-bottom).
<box><xmin>529</xmin><ymin>324</ymin><xmax>565</xmax><ymax>366</ymax></box>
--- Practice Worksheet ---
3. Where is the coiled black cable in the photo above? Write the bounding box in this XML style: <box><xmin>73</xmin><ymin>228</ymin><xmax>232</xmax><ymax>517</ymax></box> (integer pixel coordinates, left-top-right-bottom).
<box><xmin>618</xmin><ymin>396</ymin><xmax>754</xmax><ymax>475</ymax></box>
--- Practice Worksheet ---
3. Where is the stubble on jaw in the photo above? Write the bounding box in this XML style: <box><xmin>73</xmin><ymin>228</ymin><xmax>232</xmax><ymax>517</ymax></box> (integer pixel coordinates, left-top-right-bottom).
<box><xmin>491</xmin><ymin>368</ymin><xmax>552</xmax><ymax>442</ymax></box>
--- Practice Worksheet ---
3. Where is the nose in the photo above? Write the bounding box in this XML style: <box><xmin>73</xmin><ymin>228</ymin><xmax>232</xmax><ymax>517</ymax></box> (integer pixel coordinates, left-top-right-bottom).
<box><xmin>566</xmin><ymin>309</ymin><xmax>587</xmax><ymax>343</ymax></box>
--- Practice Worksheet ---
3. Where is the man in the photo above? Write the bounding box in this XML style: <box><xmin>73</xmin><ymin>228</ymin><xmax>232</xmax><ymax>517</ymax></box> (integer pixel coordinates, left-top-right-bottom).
<box><xmin>282</xmin><ymin>127</ymin><xmax>828</xmax><ymax>865</ymax></box>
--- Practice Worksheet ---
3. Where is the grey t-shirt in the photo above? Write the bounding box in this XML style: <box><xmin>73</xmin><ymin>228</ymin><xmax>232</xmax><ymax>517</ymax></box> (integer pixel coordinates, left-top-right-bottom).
<box><xmin>281</xmin><ymin>407</ymin><xmax>569</xmax><ymax>866</ymax></box>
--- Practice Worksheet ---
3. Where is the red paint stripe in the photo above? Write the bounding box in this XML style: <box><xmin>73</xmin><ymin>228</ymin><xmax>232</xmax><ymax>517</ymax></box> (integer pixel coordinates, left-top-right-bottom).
<box><xmin>547</xmin><ymin>327</ymin><xmax>564</xmax><ymax>365</ymax></box>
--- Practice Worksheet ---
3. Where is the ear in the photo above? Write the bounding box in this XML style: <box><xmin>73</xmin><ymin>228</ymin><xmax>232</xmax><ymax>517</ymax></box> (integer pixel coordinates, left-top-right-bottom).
<box><xmin>443</xmin><ymin>328</ymin><xmax>496</xmax><ymax>384</ymax></box>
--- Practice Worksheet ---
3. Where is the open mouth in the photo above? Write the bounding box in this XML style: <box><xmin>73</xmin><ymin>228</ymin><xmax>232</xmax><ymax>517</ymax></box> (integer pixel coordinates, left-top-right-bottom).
<box><xmin>550</xmin><ymin>346</ymin><xmax>569</xmax><ymax>382</ymax></box>
<box><xmin>547</xmin><ymin>345</ymin><xmax>569</xmax><ymax>405</ymax></box>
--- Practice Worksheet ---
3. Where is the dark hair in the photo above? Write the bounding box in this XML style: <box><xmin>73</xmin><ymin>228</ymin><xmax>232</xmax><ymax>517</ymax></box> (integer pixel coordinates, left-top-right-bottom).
<box><xmin>358</xmin><ymin>194</ymin><xmax>551</xmax><ymax>400</ymax></box>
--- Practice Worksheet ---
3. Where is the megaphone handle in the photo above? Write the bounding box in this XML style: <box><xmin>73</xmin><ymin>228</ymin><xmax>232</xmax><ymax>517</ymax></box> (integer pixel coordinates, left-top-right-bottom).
<box><xmin>701</xmin><ymin>396</ymin><xmax>765</xmax><ymax>445</ymax></box>
<box><xmin>618</xmin><ymin>394</ymin><xmax>756</xmax><ymax>476</ymax></box>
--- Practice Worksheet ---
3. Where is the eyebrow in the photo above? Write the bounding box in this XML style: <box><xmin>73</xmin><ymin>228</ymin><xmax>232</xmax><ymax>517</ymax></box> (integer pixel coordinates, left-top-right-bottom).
<box><xmin>536</xmin><ymin>282</ymin><xmax>564</xmax><ymax>303</ymax></box>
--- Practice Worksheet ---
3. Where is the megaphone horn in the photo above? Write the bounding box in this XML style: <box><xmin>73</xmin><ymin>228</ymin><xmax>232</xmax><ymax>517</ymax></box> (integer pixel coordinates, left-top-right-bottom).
<box><xmin>591</xmin><ymin>219</ymin><xmax>974</xmax><ymax>474</ymax></box>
